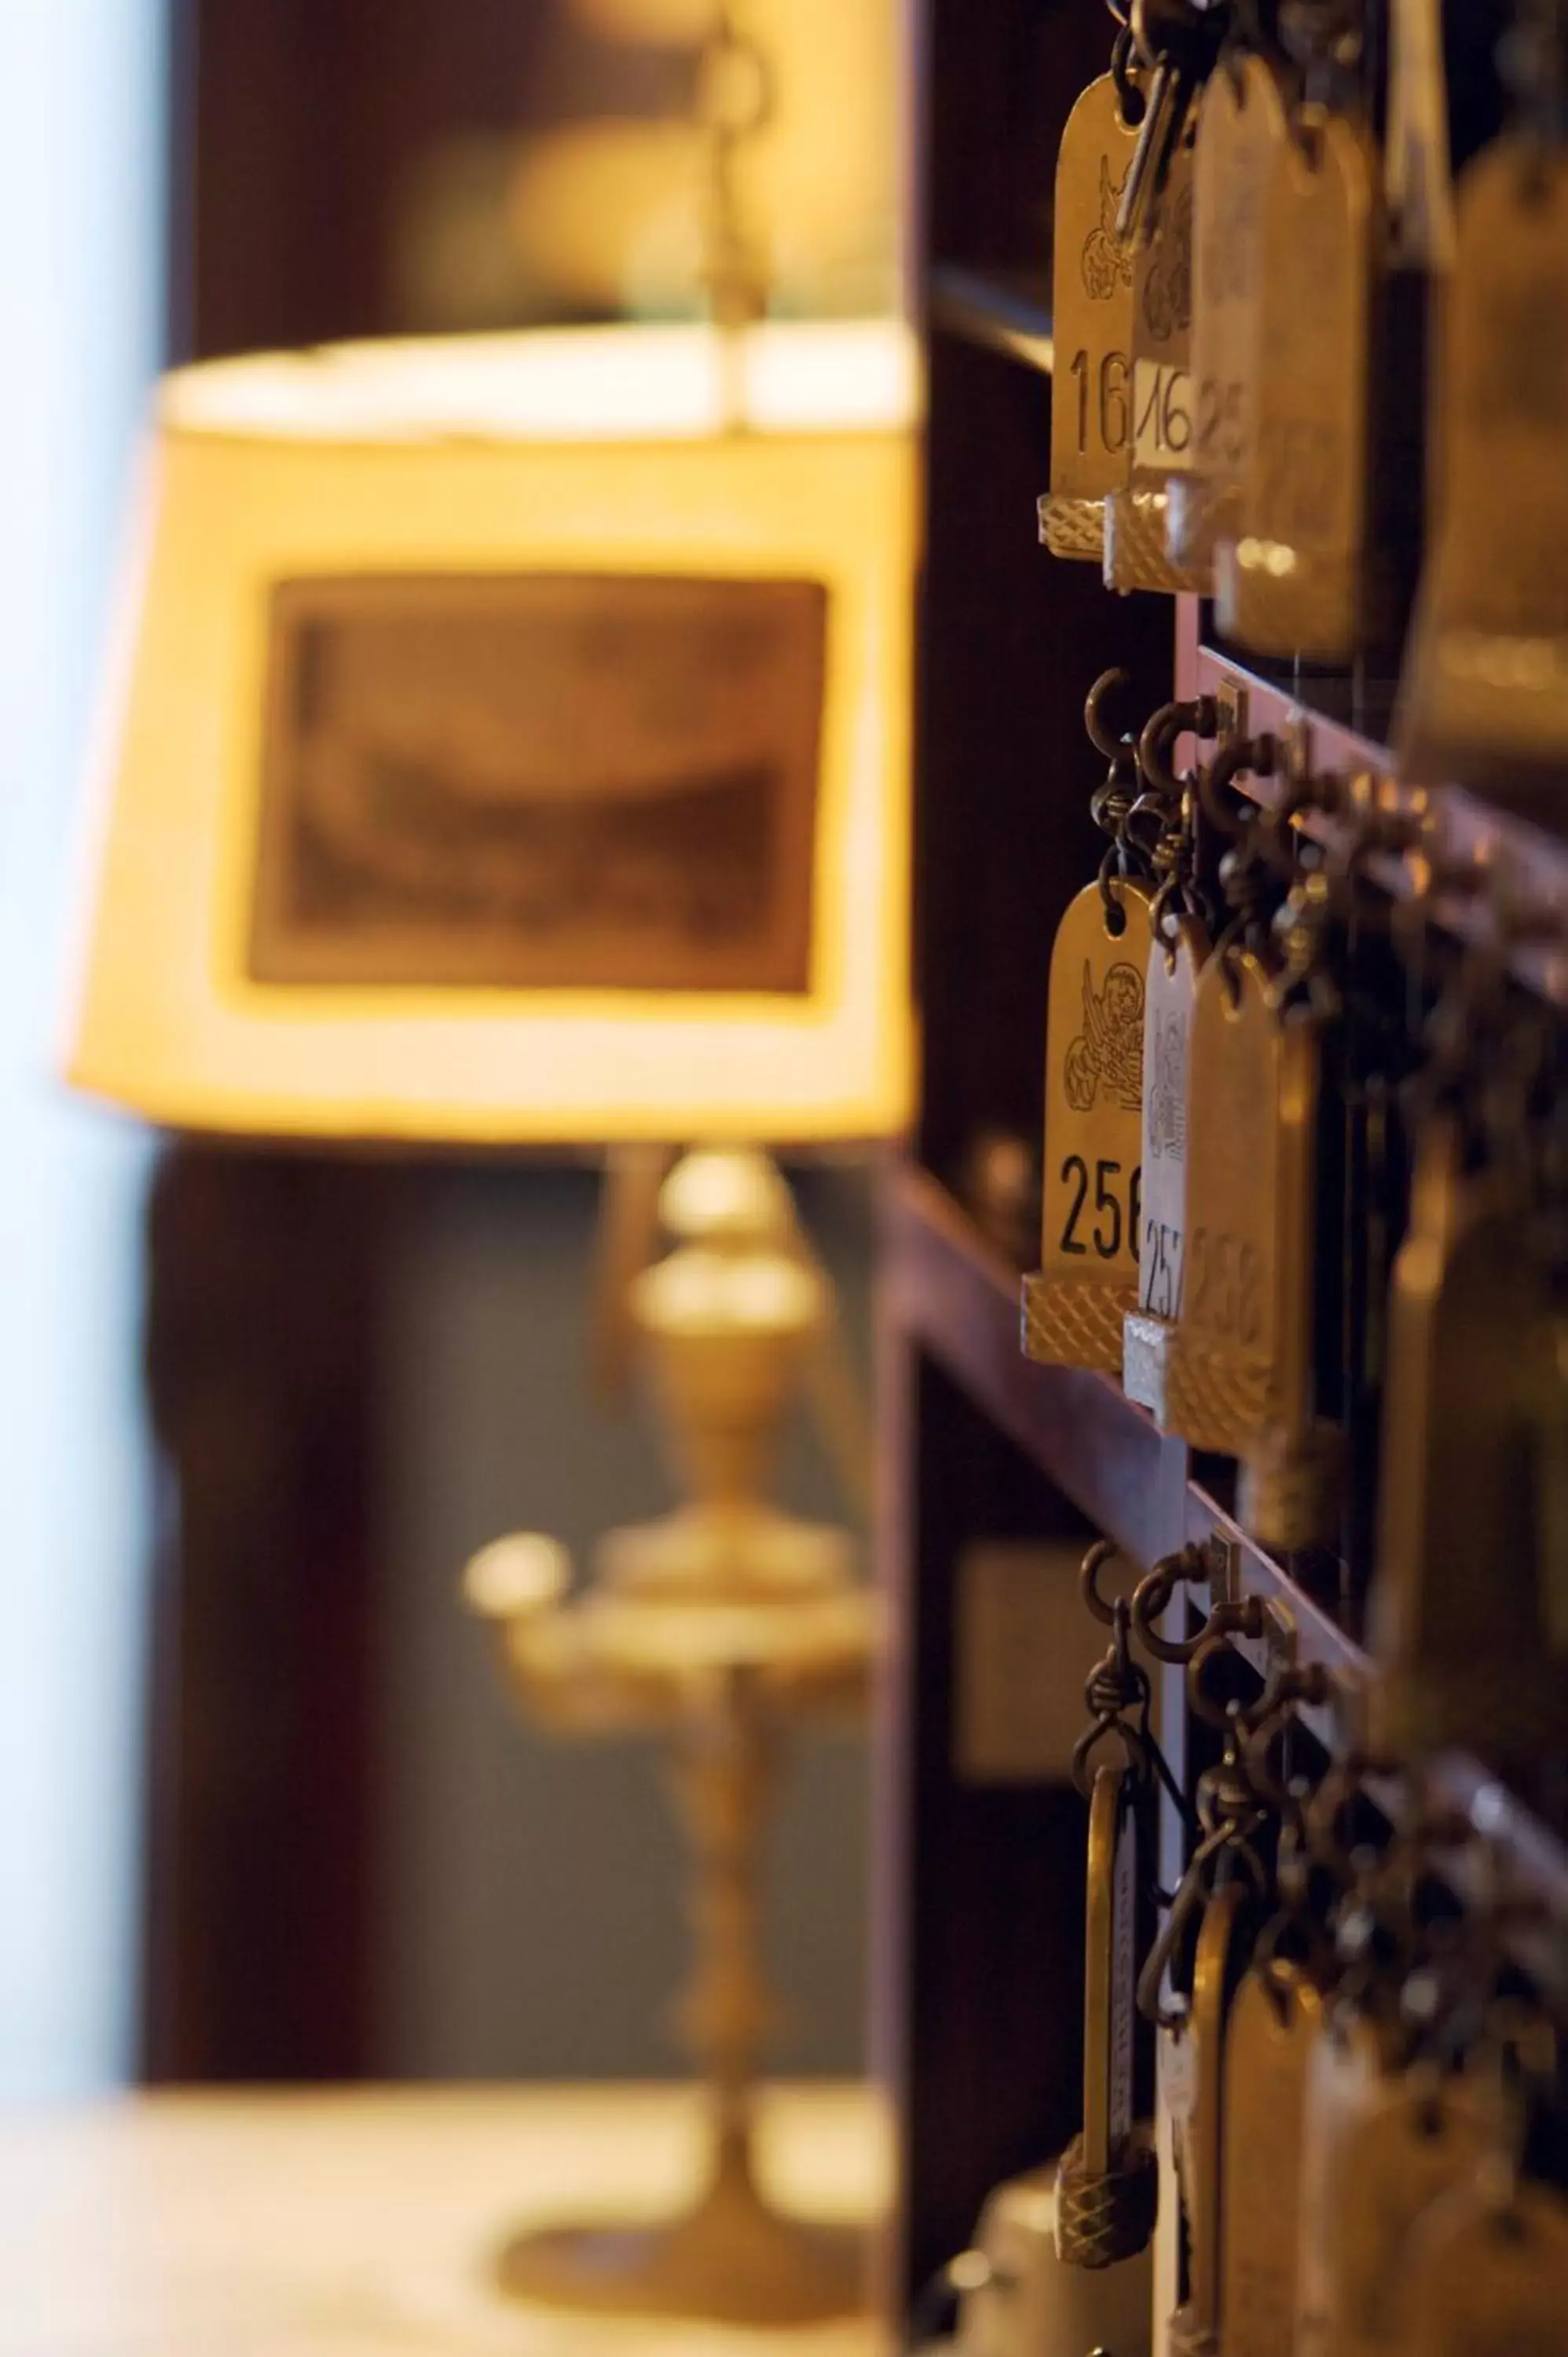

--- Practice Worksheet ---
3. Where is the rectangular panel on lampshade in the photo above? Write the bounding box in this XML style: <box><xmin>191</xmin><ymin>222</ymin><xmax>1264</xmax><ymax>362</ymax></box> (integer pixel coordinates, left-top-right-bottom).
<box><xmin>65</xmin><ymin>321</ymin><xmax>920</xmax><ymax>1145</ymax></box>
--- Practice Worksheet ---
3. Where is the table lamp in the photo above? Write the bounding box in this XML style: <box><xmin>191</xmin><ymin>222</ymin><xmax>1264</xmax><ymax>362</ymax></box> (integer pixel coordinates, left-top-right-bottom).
<box><xmin>67</xmin><ymin>317</ymin><xmax>917</xmax><ymax>1144</ymax></box>
<box><xmin>62</xmin><ymin>305</ymin><xmax>918</xmax><ymax>2325</ymax></box>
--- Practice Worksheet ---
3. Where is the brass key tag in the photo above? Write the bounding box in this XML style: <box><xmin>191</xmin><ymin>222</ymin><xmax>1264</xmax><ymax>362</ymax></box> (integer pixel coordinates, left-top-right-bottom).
<box><xmin>1105</xmin><ymin>127</ymin><xmax>1206</xmax><ymax>596</ymax></box>
<box><xmin>1166</xmin><ymin>948</ymin><xmax>1335</xmax><ymax>1545</ymax></box>
<box><xmin>1216</xmin><ymin>105</ymin><xmax>1376</xmax><ymax>662</ymax></box>
<box><xmin>1294</xmin><ymin>2016</ymin><xmax>1383</xmax><ymax>2357</ymax></box>
<box><xmin>1024</xmin><ymin>878</ymin><xmax>1152</xmax><ymax>1373</ymax></box>
<box><xmin>1369</xmin><ymin>1113</ymin><xmax>1568</xmax><ymax>1772</ymax></box>
<box><xmin>1404</xmin><ymin>2172</ymin><xmax>1568</xmax><ymax>2357</ymax></box>
<box><xmin>1221</xmin><ymin>1960</ymin><xmax>1323</xmax><ymax>2357</ymax></box>
<box><xmin>1167</xmin><ymin>56</ymin><xmax>1287</xmax><ymax>577</ymax></box>
<box><xmin>1056</xmin><ymin>1761</ymin><xmax>1157</xmax><ymax>2265</ymax></box>
<box><xmin>1041</xmin><ymin>71</ymin><xmax>1141</xmax><ymax>563</ymax></box>
<box><xmin>1397</xmin><ymin>137</ymin><xmax>1568</xmax><ymax>809</ymax></box>
<box><xmin>1124</xmin><ymin>910</ymin><xmax>1207</xmax><ymax>1419</ymax></box>
<box><xmin>1167</xmin><ymin>1880</ymin><xmax>1246</xmax><ymax>2357</ymax></box>
<box><xmin>1296</xmin><ymin>2032</ymin><xmax>1498</xmax><ymax>2357</ymax></box>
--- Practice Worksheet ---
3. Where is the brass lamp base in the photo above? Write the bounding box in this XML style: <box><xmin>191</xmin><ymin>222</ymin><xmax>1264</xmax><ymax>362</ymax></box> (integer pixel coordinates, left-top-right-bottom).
<box><xmin>468</xmin><ymin>1146</ymin><xmax>880</xmax><ymax>2329</ymax></box>
<box><xmin>497</xmin><ymin>2161</ymin><xmax>865</xmax><ymax>2325</ymax></box>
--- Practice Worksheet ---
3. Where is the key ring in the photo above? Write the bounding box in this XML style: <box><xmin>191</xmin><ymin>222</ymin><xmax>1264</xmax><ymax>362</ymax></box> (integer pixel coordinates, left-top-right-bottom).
<box><xmin>1199</xmin><ymin>733</ymin><xmax>1277</xmax><ymax>841</ymax></box>
<box><xmin>1072</xmin><ymin>1595</ymin><xmax>1155</xmax><ymax>1796</ymax></box>
<box><xmin>1138</xmin><ymin>695</ymin><xmax>1219</xmax><ymax>803</ymax></box>
<box><xmin>1075</xmin><ymin>1541</ymin><xmax>1199</xmax><ymax>1838</ymax></box>
<box><xmin>1080</xmin><ymin>1537</ymin><xmax>1128</xmax><ymax>1626</ymax></box>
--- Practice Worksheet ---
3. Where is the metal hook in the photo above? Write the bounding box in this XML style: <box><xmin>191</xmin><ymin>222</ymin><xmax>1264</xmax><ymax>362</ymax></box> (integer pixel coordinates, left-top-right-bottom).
<box><xmin>1130</xmin><ymin>1546</ymin><xmax>1265</xmax><ymax>1665</ymax></box>
<box><xmin>1388</xmin><ymin>827</ymin><xmax>1487</xmax><ymax>983</ymax></box>
<box><xmin>1258</xmin><ymin>767</ymin><xmax>1333</xmax><ymax>882</ymax></box>
<box><xmin>1186</xmin><ymin>1632</ymin><xmax>1251</xmax><ymax>1733</ymax></box>
<box><xmin>1243</xmin><ymin>1662</ymin><xmax>1335</xmax><ymax>1812</ymax></box>
<box><xmin>1136</xmin><ymin>1824</ymin><xmax>1232</xmax><ymax>2029</ymax></box>
<box><xmin>1200</xmin><ymin>732</ymin><xmax>1277</xmax><ymax>841</ymax></box>
<box><xmin>1080</xmin><ymin>1538</ymin><xmax>1127</xmax><ymax>1627</ymax></box>
<box><xmin>1302</xmin><ymin>1748</ymin><xmax>1391</xmax><ymax>1882</ymax></box>
<box><xmin>1138</xmin><ymin>695</ymin><xmax>1219</xmax><ymax>802</ymax></box>
<box><xmin>1086</xmin><ymin>668</ymin><xmax>1140</xmax><ymax>763</ymax></box>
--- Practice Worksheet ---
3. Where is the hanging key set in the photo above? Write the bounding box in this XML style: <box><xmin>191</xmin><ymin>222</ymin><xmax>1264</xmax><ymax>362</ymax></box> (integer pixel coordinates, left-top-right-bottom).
<box><xmin>932</xmin><ymin>5</ymin><xmax>1568</xmax><ymax>2354</ymax></box>
<box><xmin>1025</xmin><ymin>667</ymin><xmax>1568</xmax><ymax>1582</ymax></box>
<box><xmin>1020</xmin><ymin>1525</ymin><xmax>1568</xmax><ymax>2357</ymax></box>
<box><xmin>1041</xmin><ymin>0</ymin><xmax>1568</xmax><ymax>783</ymax></box>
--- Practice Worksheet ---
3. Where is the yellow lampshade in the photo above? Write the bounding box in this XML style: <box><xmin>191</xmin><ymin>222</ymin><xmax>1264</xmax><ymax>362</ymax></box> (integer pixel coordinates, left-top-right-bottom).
<box><xmin>66</xmin><ymin>319</ymin><xmax>920</xmax><ymax>1145</ymax></box>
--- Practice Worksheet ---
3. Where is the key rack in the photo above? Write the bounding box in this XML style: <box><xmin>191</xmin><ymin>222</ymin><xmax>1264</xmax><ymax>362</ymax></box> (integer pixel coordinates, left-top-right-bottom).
<box><xmin>880</xmin><ymin>0</ymin><xmax>1568</xmax><ymax>2320</ymax></box>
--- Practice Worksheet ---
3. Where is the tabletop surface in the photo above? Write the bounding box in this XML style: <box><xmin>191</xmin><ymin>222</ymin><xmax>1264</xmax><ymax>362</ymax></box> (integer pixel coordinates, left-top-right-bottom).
<box><xmin>0</xmin><ymin>2080</ymin><xmax>891</xmax><ymax>2357</ymax></box>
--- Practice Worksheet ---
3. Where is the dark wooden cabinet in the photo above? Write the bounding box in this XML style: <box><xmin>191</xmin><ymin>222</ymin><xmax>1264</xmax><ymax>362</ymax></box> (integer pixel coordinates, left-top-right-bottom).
<box><xmin>881</xmin><ymin>0</ymin><xmax>1568</xmax><ymax>2312</ymax></box>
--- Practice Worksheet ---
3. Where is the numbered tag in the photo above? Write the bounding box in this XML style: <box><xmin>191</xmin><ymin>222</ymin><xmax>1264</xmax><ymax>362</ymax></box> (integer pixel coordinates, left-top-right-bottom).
<box><xmin>1169</xmin><ymin>945</ymin><xmax>1339</xmax><ymax>1547</ymax></box>
<box><xmin>1397</xmin><ymin>137</ymin><xmax>1568</xmax><ymax>812</ymax></box>
<box><xmin>1167</xmin><ymin>948</ymin><xmax>1315</xmax><ymax>1444</ymax></box>
<box><xmin>1370</xmin><ymin>1114</ymin><xmax>1568</xmax><ymax>1772</ymax></box>
<box><xmin>1222</xmin><ymin>1962</ymin><xmax>1323</xmax><ymax>2357</ymax></box>
<box><xmin>1124</xmin><ymin>911</ymin><xmax>1207</xmax><ymax>1417</ymax></box>
<box><xmin>1041</xmin><ymin>72</ymin><xmax>1142</xmax><ymax>563</ymax></box>
<box><xmin>1217</xmin><ymin>105</ymin><xmax>1376</xmax><ymax>661</ymax></box>
<box><xmin>1404</xmin><ymin>2171</ymin><xmax>1568</xmax><ymax>2357</ymax></box>
<box><xmin>1296</xmin><ymin>2026</ymin><xmax>1498</xmax><ymax>2357</ymax></box>
<box><xmin>1167</xmin><ymin>56</ymin><xmax>1287</xmax><ymax>577</ymax></box>
<box><xmin>1105</xmin><ymin>126</ymin><xmax>1207</xmax><ymax>595</ymax></box>
<box><xmin>1023</xmin><ymin>878</ymin><xmax>1151</xmax><ymax>1373</ymax></box>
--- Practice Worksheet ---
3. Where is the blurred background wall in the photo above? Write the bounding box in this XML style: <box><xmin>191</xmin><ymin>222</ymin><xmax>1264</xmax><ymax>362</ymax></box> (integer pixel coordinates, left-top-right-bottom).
<box><xmin>116</xmin><ymin>0</ymin><xmax>903</xmax><ymax>2088</ymax></box>
<box><xmin>372</xmin><ymin>1163</ymin><xmax>874</xmax><ymax>2078</ymax></box>
<box><xmin>0</xmin><ymin>0</ymin><xmax>163</xmax><ymax>2097</ymax></box>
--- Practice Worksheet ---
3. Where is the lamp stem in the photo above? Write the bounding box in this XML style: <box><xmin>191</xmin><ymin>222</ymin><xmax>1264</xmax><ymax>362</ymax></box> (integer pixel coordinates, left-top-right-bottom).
<box><xmin>666</xmin><ymin>1665</ymin><xmax>781</xmax><ymax>2201</ymax></box>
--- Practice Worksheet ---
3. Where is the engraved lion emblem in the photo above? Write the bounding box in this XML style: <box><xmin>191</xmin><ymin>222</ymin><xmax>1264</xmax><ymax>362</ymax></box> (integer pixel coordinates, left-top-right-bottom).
<box><xmin>1064</xmin><ymin>959</ymin><xmax>1145</xmax><ymax>1113</ymax></box>
<box><xmin>1081</xmin><ymin>156</ymin><xmax>1135</xmax><ymax>302</ymax></box>
<box><xmin>1141</xmin><ymin>180</ymin><xmax>1192</xmax><ymax>343</ymax></box>
<box><xmin>1148</xmin><ymin>1010</ymin><xmax>1187</xmax><ymax>1160</ymax></box>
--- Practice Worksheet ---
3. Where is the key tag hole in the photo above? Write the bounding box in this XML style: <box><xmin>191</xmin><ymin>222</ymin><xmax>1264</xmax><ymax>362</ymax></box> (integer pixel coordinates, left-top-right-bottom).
<box><xmin>1292</xmin><ymin>104</ymin><xmax>1326</xmax><ymax>176</ymax></box>
<box><xmin>1112</xmin><ymin>25</ymin><xmax>1149</xmax><ymax>130</ymax></box>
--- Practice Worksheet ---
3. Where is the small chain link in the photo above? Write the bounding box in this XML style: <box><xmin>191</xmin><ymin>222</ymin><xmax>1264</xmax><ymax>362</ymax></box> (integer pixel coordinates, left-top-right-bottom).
<box><xmin>695</xmin><ymin>2</ymin><xmax>773</xmax><ymax>331</ymax></box>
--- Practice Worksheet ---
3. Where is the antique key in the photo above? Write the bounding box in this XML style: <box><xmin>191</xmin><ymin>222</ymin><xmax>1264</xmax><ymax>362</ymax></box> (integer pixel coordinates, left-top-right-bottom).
<box><xmin>1167</xmin><ymin>48</ymin><xmax>1289</xmax><ymax>579</ymax></box>
<box><xmin>1218</xmin><ymin>1666</ymin><xmax>1341</xmax><ymax>2357</ymax></box>
<box><xmin>1166</xmin><ymin>1882</ymin><xmax>1244</xmax><ymax>2357</ymax></box>
<box><xmin>1041</xmin><ymin>44</ymin><xmax>1145</xmax><ymax>563</ymax></box>
<box><xmin>1055</xmin><ymin>1758</ymin><xmax>1160</xmax><ymax>2266</ymax></box>
<box><xmin>1102</xmin><ymin>0</ymin><xmax>1229</xmax><ymax>591</ymax></box>
<box><xmin>1215</xmin><ymin>22</ymin><xmax>1377</xmax><ymax>660</ymax></box>
<box><xmin>1396</xmin><ymin>25</ymin><xmax>1568</xmax><ymax>816</ymax></box>
<box><xmin>1123</xmin><ymin>703</ymin><xmax>1214</xmax><ymax>1416</ymax></box>
<box><xmin>1115</xmin><ymin>0</ymin><xmax>1227</xmax><ymax>256</ymax></box>
<box><xmin>1024</xmin><ymin>675</ymin><xmax>1156</xmax><ymax>1373</ymax></box>
<box><xmin>1105</xmin><ymin>114</ymin><xmax>1208</xmax><ymax>596</ymax></box>
<box><xmin>1138</xmin><ymin>1645</ymin><xmax>1274</xmax><ymax>2357</ymax></box>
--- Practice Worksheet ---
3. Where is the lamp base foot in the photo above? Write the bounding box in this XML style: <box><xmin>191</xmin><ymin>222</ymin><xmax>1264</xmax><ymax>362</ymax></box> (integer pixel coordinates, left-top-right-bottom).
<box><xmin>496</xmin><ymin>2175</ymin><xmax>867</xmax><ymax>2325</ymax></box>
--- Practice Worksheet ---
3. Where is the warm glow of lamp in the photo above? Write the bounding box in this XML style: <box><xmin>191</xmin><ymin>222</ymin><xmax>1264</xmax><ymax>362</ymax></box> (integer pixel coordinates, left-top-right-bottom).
<box><xmin>66</xmin><ymin>319</ymin><xmax>918</xmax><ymax>1145</ymax></box>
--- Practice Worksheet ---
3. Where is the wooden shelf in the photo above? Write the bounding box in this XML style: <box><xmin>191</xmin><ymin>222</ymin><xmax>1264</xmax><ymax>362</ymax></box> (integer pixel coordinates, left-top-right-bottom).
<box><xmin>884</xmin><ymin>1163</ymin><xmax>1182</xmax><ymax>1567</ymax></box>
<box><xmin>886</xmin><ymin>1166</ymin><xmax>1365</xmax><ymax>1662</ymax></box>
<box><xmin>884</xmin><ymin>1162</ymin><xmax>1568</xmax><ymax>1985</ymax></box>
<box><xmin>928</xmin><ymin>264</ymin><xmax>1053</xmax><ymax>374</ymax></box>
